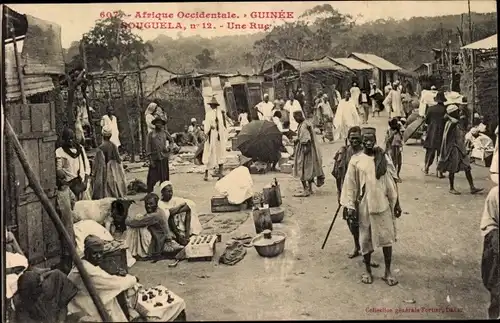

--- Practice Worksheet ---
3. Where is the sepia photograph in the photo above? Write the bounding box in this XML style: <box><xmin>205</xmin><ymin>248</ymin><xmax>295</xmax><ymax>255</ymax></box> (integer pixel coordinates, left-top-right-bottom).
<box><xmin>1</xmin><ymin>1</ymin><xmax>498</xmax><ymax>321</ymax></box>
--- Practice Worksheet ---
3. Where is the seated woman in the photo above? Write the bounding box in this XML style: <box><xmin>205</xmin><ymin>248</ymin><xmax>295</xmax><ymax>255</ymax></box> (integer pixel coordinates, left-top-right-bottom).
<box><xmin>158</xmin><ymin>181</ymin><xmax>203</xmax><ymax>245</ymax></box>
<box><xmin>68</xmin><ymin>235</ymin><xmax>141</xmax><ymax>322</ymax></box>
<box><xmin>125</xmin><ymin>193</ymin><xmax>190</xmax><ymax>260</ymax></box>
<box><xmin>13</xmin><ymin>269</ymin><xmax>78</xmax><ymax>323</ymax></box>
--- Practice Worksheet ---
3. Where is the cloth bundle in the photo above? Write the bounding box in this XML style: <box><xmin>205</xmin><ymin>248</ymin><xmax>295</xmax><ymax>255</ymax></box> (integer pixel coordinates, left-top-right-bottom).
<box><xmin>219</xmin><ymin>241</ymin><xmax>247</xmax><ymax>266</ymax></box>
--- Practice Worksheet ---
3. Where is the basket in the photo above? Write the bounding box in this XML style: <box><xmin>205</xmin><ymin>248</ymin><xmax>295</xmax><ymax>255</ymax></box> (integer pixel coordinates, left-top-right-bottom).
<box><xmin>251</xmin><ymin>230</ymin><xmax>286</xmax><ymax>257</ymax></box>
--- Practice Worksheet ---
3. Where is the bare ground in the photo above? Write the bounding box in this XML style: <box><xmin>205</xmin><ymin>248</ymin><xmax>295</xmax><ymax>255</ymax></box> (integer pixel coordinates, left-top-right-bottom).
<box><xmin>127</xmin><ymin>112</ymin><xmax>493</xmax><ymax>320</ymax></box>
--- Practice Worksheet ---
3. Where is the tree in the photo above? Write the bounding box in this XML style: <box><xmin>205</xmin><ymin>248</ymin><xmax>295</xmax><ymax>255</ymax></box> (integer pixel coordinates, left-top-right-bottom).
<box><xmin>195</xmin><ymin>48</ymin><xmax>215</xmax><ymax>69</ymax></box>
<box><xmin>69</xmin><ymin>11</ymin><xmax>153</xmax><ymax>73</ymax></box>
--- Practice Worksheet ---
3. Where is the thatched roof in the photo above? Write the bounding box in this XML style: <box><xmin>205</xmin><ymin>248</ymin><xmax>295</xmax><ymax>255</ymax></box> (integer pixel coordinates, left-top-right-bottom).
<box><xmin>262</xmin><ymin>57</ymin><xmax>353</xmax><ymax>79</ymax></box>
<box><xmin>349</xmin><ymin>52</ymin><xmax>401</xmax><ymax>71</ymax></box>
<box><xmin>461</xmin><ymin>34</ymin><xmax>497</xmax><ymax>50</ymax></box>
<box><xmin>328</xmin><ymin>57</ymin><xmax>373</xmax><ymax>71</ymax></box>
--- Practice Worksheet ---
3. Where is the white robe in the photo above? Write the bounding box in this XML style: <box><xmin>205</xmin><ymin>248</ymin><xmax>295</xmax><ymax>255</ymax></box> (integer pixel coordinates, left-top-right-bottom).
<box><xmin>418</xmin><ymin>90</ymin><xmax>438</xmax><ymax>117</ymax></box>
<box><xmin>256</xmin><ymin>101</ymin><xmax>274</xmax><ymax>121</ymax></box>
<box><xmin>100</xmin><ymin>115</ymin><xmax>121</xmax><ymax>148</ymax></box>
<box><xmin>383</xmin><ymin>89</ymin><xmax>404</xmax><ymax>118</ymax></box>
<box><xmin>68</xmin><ymin>260</ymin><xmax>138</xmax><ymax>322</ymax></box>
<box><xmin>283</xmin><ymin>99</ymin><xmax>303</xmax><ymax>132</ymax></box>
<box><xmin>340</xmin><ymin>153</ymin><xmax>398</xmax><ymax>255</ymax></box>
<box><xmin>202</xmin><ymin>107</ymin><xmax>228</xmax><ymax>169</ymax></box>
<box><xmin>333</xmin><ymin>99</ymin><xmax>361</xmax><ymax>141</ymax></box>
<box><xmin>158</xmin><ymin>196</ymin><xmax>203</xmax><ymax>236</ymax></box>
<box><xmin>350</xmin><ymin>86</ymin><xmax>361</xmax><ymax>108</ymax></box>
<box><xmin>55</xmin><ymin>146</ymin><xmax>91</xmax><ymax>183</ymax></box>
<box><xmin>215</xmin><ymin>166</ymin><xmax>254</xmax><ymax>204</ymax></box>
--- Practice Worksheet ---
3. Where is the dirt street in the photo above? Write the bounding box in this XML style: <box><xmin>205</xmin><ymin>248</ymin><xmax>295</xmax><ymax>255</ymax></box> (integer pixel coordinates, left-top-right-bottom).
<box><xmin>127</xmin><ymin>112</ymin><xmax>494</xmax><ymax>320</ymax></box>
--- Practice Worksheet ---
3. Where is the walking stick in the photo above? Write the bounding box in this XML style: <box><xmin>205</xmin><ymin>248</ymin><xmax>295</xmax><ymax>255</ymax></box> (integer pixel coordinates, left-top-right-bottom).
<box><xmin>321</xmin><ymin>203</ymin><xmax>342</xmax><ymax>249</ymax></box>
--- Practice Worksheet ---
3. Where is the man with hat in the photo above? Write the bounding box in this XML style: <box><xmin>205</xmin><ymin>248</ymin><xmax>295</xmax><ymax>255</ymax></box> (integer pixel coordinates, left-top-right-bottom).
<box><xmin>438</xmin><ymin>104</ymin><xmax>483</xmax><ymax>195</ymax></box>
<box><xmin>145</xmin><ymin>115</ymin><xmax>173</xmax><ymax>192</ymax></box>
<box><xmin>202</xmin><ymin>96</ymin><xmax>228</xmax><ymax>181</ymax></box>
<box><xmin>340</xmin><ymin>126</ymin><xmax>402</xmax><ymax>286</ymax></box>
<box><xmin>422</xmin><ymin>90</ymin><xmax>448</xmax><ymax>177</ymax></box>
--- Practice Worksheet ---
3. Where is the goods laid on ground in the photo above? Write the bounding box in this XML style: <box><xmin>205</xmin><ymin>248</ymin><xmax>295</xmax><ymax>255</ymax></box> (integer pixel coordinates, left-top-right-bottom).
<box><xmin>253</xmin><ymin>207</ymin><xmax>273</xmax><ymax>234</ymax></box>
<box><xmin>251</xmin><ymin>230</ymin><xmax>286</xmax><ymax>258</ymax></box>
<box><xmin>184</xmin><ymin>234</ymin><xmax>219</xmax><ymax>261</ymax></box>
<box><xmin>262</xmin><ymin>178</ymin><xmax>282</xmax><ymax>208</ymax></box>
<box><xmin>269</xmin><ymin>207</ymin><xmax>285</xmax><ymax>223</ymax></box>
<box><xmin>136</xmin><ymin>285</ymin><xmax>186</xmax><ymax>322</ymax></box>
<box><xmin>280</xmin><ymin>162</ymin><xmax>293</xmax><ymax>174</ymax></box>
<box><xmin>210</xmin><ymin>195</ymin><xmax>247</xmax><ymax>213</ymax></box>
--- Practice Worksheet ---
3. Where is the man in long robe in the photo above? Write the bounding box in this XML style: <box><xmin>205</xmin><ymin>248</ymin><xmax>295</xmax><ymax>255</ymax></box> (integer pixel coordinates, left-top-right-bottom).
<box><xmin>202</xmin><ymin>96</ymin><xmax>228</xmax><ymax>181</ymax></box>
<box><xmin>158</xmin><ymin>181</ymin><xmax>203</xmax><ymax>244</ymax></box>
<box><xmin>283</xmin><ymin>92</ymin><xmax>303</xmax><ymax>133</ymax></box>
<box><xmin>383</xmin><ymin>83</ymin><xmax>404</xmax><ymax>118</ymax></box>
<box><xmin>92</xmin><ymin>126</ymin><xmax>127</xmax><ymax>199</ymax></box>
<box><xmin>350</xmin><ymin>82</ymin><xmax>361</xmax><ymax>110</ymax></box>
<box><xmin>437</xmin><ymin>105</ymin><xmax>483</xmax><ymax>195</ymax></box>
<box><xmin>256</xmin><ymin>94</ymin><xmax>274</xmax><ymax>121</ymax></box>
<box><xmin>481</xmin><ymin>185</ymin><xmax>499</xmax><ymax>319</ymax></box>
<box><xmin>333</xmin><ymin>126</ymin><xmax>379</xmax><ymax>262</ymax></box>
<box><xmin>67</xmin><ymin>236</ymin><xmax>140</xmax><ymax>322</ymax></box>
<box><xmin>340</xmin><ymin>127</ymin><xmax>402</xmax><ymax>286</ymax></box>
<box><xmin>423</xmin><ymin>91</ymin><xmax>447</xmax><ymax>177</ymax></box>
<box><xmin>146</xmin><ymin>117</ymin><xmax>173</xmax><ymax>193</ymax></box>
<box><xmin>292</xmin><ymin>111</ymin><xmax>325</xmax><ymax>197</ymax></box>
<box><xmin>333</xmin><ymin>91</ymin><xmax>361</xmax><ymax>141</ymax></box>
<box><xmin>100</xmin><ymin>105</ymin><xmax>121</xmax><ymax>148</ymax></box>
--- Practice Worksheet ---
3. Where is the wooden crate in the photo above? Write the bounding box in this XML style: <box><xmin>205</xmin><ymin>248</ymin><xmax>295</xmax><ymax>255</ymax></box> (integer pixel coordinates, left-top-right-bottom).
<box><xmin>211</xmin><ymin>195</ymin><xmax>246</xmax><ymax>213</ymax></box>
<box><xmin>185</xmin><ymin>235</ymin><xmax>218</xmax><ymax>261</ymax></box>
<box><xmin>280</xmin><ymin>162</ymin><xmax>293</xmax><ymax>174</ymax></box>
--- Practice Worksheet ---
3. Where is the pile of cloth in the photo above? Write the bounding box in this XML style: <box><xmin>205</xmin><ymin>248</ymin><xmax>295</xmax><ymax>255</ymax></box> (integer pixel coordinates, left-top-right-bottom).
<box><xmin>219</xmin><ymin>240</ymin><xmax>247</xmax><ymax>266</ymax></box>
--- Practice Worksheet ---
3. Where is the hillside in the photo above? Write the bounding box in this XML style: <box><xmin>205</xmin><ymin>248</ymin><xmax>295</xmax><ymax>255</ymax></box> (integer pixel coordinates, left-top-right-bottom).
<box><xmin>64</xmin><ymin>12</ymin><xmax>496</xmax><ymax>73</ymax></box>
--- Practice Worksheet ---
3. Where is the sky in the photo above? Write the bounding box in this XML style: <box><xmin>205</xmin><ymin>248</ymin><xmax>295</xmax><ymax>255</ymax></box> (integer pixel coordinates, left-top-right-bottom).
<box><xmin>7</xmin><ymin>1</ymin><xmax>497</xmax><ymax>48</ymax></box>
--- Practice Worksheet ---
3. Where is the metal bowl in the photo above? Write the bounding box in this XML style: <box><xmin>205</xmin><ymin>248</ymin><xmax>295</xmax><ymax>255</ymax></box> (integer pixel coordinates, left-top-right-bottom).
<box><xmin>251</xmin><ymin>230</ymin><xmax>286</xmax><ymax>258</ymax></box>
<box><xmin>269</xmin><ymin>207</ymin><xmax>285</xmax><ymax>223</ymax></box>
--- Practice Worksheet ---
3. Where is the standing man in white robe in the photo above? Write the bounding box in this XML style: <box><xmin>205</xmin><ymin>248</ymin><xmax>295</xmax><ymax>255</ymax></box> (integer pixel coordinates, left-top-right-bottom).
<box><xmin>283</xmin><ymin>92</ymin><xmax>303</xmax><ymax>133</ymax></box>
<box><xmin>333</xmin><ymin>91</ymin><xmax>361</xmax><ymax>141</ymax></box>
<box><xmin>350</xmin><ymin>82</ymin><xmax>361</xmax><ymax>110</ymax></box>
<box><xmin>202</xmin><ymin>96</ymin><xmax>228</xmax><ymax>181</ymax></box>
<box><xmin>256</xmin><ymin>94</ymin><xmax>274</xmax><ymax>121</ymax></box>
<box><xmin>341</xmin><ymin>127</ymin><xmax>402</xmax><ymax>286</ymax></box>
<box><xmin>383</xmin><ymin>83</ymin><xmax>404</xmax><ymax>119</ymax></box>
<box><xmin>100</xmin><ymin>106</ymin><xmax>121</xmax><ymax>148</ymax></box>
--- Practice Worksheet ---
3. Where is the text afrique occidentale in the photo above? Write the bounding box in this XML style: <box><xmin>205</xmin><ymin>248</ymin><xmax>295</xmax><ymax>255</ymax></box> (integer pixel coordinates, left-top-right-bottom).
<box><xmin>112</xmin><ymin>11</ymin><xmax>294</xmax><ymax>31</ymax></box>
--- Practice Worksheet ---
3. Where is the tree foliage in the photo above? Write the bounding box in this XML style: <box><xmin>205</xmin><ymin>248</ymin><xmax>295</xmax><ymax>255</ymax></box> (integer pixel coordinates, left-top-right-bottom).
<box><xmin>67</xmin><ymin>11</ymin><xmax>153</xmax><ymax>72</ymax></box>
<box><xmin>195</xmin><ymin>48</ymin><xmax>215</xmax><ymax>69</ymax></box>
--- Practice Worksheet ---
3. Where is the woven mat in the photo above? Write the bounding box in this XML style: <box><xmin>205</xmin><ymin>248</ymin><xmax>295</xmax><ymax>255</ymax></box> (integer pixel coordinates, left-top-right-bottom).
<box><xmin>199</xmin><ymin>212</ymin><xmax>250</xmax><ymax>234</ymax></box>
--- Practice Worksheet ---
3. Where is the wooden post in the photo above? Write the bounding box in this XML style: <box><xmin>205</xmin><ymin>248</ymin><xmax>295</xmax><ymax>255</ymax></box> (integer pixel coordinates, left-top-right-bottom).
<box><xmin>136</xmin><ymin>61</ymin><xmax>147</xmax><ymax>158</ymax></box>
<box><xmin>468</xmin><ymin>0</ymin><xmax>473</xmax><ymax>43</ymax></box>
<box><xmin>4</xmin><ymin>121</ymin><xmax>112</xmax><ymax>323</ymax></box>
<box><xmin>80</xmin><ymin>38</ymin><xmax>97</xmax><ymax>148</ymax></box>
<box><xmin>471</xmin><ymin>49</ymin><xmax>476</xmax><ymax>127</ymax></box>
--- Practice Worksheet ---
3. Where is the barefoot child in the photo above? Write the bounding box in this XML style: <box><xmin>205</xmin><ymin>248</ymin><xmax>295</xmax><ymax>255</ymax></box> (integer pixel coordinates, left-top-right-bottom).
<box><xmin>385</xmin><ymin>118</ymin><xmax>403</xmax><ymax>182</ymax></box>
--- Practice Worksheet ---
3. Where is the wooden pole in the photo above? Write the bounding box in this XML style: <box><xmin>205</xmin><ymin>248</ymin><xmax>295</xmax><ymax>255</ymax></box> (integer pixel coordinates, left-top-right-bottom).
<box><xmin>136</xmin><ymin>60</ymin><xmax>147</xmax><ymax>158</ymax></box>
<box><xmin>4</xmin><ymin>121</ymin><xmax>112</xmax><ymax>322</ymax></box>
<box><xmin>471</xmin><ymin>49</ymin><xmax>476</xmax><ymax>127</ymax></box>
<box><xmin>468</xmin><ymin>0</ymin><xmax>473</xmax><ymax>43</ymax></box>
<box><xmin>80</xmin><ymin>38</ymin><xmax>97</xmax><ymax>148</ymax></box>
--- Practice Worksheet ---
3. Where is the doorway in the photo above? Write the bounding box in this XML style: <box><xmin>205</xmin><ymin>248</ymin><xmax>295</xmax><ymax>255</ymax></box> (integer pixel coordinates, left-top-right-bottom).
<box><xmin>232</xmin><ymin>84</ymin><xmax>249</xmax><ymax>113</ymax></box>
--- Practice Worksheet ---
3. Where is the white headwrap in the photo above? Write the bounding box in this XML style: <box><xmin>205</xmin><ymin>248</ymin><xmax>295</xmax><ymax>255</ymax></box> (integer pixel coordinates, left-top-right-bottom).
<box><xmin>160</xmin><ymin>181</ymin><xmax>172</xmax><ymax>191</ymax></box>
<box><xmin>145</xmin><ymin>102</ymin><xmax>158</xmax><ymax>116</ymax></box>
